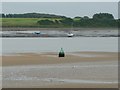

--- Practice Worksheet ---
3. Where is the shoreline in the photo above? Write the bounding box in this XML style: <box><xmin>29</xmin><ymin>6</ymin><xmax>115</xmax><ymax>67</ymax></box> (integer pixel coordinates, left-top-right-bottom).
<box><xmin>2</xmin><ymin>52</ymin><xmax>118</xmax><ymax>66</ymax></box>
<box><xmin>1</xmin><ymin>28</ymin><xmax>118</xmax><ymax>37</ymax></box>
<box><xmin>1</xmin><ymin>27</ymin><xmax>118</xmax><ymax>31</ymax></box>
<box><xmin>2</xmin><ymin>51</ymin><xmax>118</xmax><ymax>88</ymax></box>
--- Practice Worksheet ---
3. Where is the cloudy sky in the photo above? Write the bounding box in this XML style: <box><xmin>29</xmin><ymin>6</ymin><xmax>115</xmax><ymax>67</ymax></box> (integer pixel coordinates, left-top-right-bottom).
<box><xmin>2</xmin><ymin>2</ymin><xmax>118</xmax><ymax>18</ymax></box>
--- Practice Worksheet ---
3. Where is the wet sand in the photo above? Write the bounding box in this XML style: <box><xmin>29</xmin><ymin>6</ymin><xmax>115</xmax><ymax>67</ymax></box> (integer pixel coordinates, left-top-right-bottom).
<box><xmin>1</xmin><ymin>28</ymin><xmax>118</xmax><ymax>37</ymax></box>
<box><xmin>2</xmin><ymin>52</ymin><xmax>118</xmax><ymax>88</ymax></box>
<box><xmin>2</xmin><ymin>27</ymin><xmax>117</xmax><ymax>31</ymax></box>
<box><xmin>2</xmin><ymin>52</ymin><xmax>117</xmax><ymax>66</ymax></box>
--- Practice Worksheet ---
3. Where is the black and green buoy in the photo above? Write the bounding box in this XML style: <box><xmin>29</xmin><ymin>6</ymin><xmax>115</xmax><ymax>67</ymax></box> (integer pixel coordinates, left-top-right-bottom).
<box><xmin>59</xmin><ymin>48</ymin><xmax>65</xmax><ymax>57</ymax></box>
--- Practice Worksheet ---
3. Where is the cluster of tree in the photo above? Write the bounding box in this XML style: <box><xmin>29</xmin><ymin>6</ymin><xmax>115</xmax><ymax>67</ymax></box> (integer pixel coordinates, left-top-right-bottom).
<box><xmin>37</xmin><ymin>19</ymin><xmax>55</xmax><ymax>25</ymax></box>
<box><xmin>37</xmin><ymin>13</ymin><xmax>119</xmax><ymax>27</ymax></box>
<box><xmin>1</xmin><ymin>13</ymin><xmax>66</xmax><ymax>18</ymax></box>
<box><xmin>1</xmin><ymin>12</ymin><xmax>119</xmax><ymax>27</ymax></box>
<box><xmin>37</xmin><ymin>18</ymin><xmax>73</xmax><ymax>26</ymax></box>
<box><xmin>73</xmin><ymin>13</ymin><xmax>118</xmax><ymax>27</ymax></box>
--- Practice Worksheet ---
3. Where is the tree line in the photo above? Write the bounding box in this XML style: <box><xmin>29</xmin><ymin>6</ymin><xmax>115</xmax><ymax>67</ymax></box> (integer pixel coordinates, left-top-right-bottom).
<box><xmin>1</xmin><ymin>13</ymin><xmax>119</xmax><ymax>27</ymax></box>
<box><xmin>1</xmin><ymin>13</ymin><xmax>66</xmax><ymax>18</ymax></box>
<box><xmin>37</xmin><ymin>13</ymin><xmax>119</xmax><ymax>27</ymax></box>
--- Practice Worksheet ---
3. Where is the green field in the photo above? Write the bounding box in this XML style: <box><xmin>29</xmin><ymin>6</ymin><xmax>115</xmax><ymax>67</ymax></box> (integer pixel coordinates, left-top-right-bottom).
<box><xmin>1</xmin><ymin>17</ymin><xmax>118</xmax><ymax>28</ymax></box>
<box><xmin>1</xmin><ymin>18</ymin><xmax>62</xmax><ymax>27</ymax></box>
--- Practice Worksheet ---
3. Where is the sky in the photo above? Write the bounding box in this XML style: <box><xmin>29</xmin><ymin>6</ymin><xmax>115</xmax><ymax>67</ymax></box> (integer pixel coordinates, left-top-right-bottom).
<box><xmin>2</xmin><ymin>2</ymin><xmax>118</xmax><ymax>18</ymax></box>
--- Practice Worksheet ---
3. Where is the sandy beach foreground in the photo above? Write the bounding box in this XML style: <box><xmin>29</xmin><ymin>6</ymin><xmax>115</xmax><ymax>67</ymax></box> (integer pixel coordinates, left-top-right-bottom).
<box><xmin>2</xmin><ymin>52</ymin><xmax>117</xmax><ymax>66</ymax></box>
<box><xmin>2</xmin><ymin>52</ymin><xmax>118</xmax><ymax>88</ymax></box>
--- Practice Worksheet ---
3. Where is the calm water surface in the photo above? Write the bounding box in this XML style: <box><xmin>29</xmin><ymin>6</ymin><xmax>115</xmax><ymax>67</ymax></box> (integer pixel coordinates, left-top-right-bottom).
<box><xmin>1</xmin><ymin>37</ymin><xmax>118</xmax><ymax>54</ymax></box>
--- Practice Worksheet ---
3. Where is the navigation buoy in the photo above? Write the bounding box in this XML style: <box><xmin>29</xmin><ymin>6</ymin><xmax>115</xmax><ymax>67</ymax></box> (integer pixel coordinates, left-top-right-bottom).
<box><xmin>59</xmin><ymin>48</ymin><xmax>65</xmax><ymax>57</ymax></box>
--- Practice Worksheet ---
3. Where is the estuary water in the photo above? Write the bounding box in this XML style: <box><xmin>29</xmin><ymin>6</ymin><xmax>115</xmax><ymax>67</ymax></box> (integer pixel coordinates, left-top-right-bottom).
<box><xmin>1</xmin><ymin>37</ymin><xmax>118</xmax><ymax>55</ymax></box>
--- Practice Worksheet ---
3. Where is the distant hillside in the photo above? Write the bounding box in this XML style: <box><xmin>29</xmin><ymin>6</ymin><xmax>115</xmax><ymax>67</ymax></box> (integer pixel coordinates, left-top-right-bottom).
<box><xmin>0</xmin><ymin>13</ymin><xmax>119</xmax><ymax>28</ymax></box>
<box><xmin>1</xmin><ymin>13</ymin><xmax>66</xmax><ymax>18</ymax></box>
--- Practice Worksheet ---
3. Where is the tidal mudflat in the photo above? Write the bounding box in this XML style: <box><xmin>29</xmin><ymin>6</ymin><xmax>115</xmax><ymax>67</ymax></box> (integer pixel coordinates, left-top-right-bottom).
<box><xmin>2</xmin><ymin>52</ymin><xmax>118</xmax><ymax>88</ymax></box>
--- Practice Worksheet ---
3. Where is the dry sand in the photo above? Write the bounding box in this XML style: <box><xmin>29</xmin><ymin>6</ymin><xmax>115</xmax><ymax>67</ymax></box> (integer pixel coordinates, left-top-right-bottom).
<box><xmin>2</xmin><ymin>52</ymin><xmax>118</xmax><ymax>88</ymax></box>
